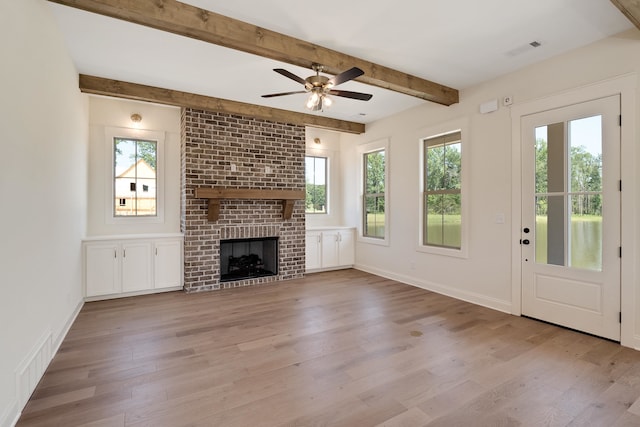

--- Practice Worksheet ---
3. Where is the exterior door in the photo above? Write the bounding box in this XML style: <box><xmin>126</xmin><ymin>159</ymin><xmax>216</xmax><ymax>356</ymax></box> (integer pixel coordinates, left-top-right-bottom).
<box><xmin>521</xmin><ymin>95</ymin><xmax>620</xmax><ymax>341</ymax></box>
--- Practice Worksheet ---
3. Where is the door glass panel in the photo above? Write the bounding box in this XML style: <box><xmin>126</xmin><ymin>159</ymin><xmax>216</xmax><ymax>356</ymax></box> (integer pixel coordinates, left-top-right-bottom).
<box><xmin>534</xmin><ymin>115</ymin><xmax>603</xmax><ymax>270</ymax></box>
<box><xmin>535</xmin><ymin>196</ymin><xmax>547</xmax><ymax>264</ymax></box>
<box><xmin>569</xmin><ymin>116</ymin><xmax>602</xmax><ymax>193</ymax></box>
<box><xmin>570</xmin><ymin>195</ymin><xmax>602</xmax><ymax>270</ymax></box>
<box><xmin>568</xmin><ymin>115</ymin><xmax>603</xmax><ymax>271</ymax></box>
<box><xmin>535</xmin><ymin>195</ymin><xmax>565</xmax><ymax>266</ymax></box>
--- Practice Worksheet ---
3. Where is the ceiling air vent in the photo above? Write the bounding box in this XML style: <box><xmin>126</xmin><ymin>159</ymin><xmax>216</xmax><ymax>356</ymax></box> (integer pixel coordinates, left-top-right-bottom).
<box><xmin>506</xmin><ymin>40</ymin><xmax>543</xmax><ymax>57</ymax></box>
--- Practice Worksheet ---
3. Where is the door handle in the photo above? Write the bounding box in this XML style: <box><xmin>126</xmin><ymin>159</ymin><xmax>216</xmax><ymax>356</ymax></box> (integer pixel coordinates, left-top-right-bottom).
<box><xmin>521</xmin><ymin>239</ymin><xmax>530</xmax><ymax>245</ymax></box>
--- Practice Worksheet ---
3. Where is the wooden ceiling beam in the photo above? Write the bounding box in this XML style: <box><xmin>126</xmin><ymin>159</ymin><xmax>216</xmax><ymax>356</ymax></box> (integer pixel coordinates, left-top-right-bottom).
<box><xmin>49</xmin><ymin>0</ymin><xmax>459</xmax><ymax>106</ymax></box>
<box><xmin>610</xmin><ymin>0</ymin><xmax>640</xmax><ymax>30</ymax></box>
<box><xmin>79</xmin><ymin>75</ymin><xmax>365</xmax><ymax>134</ymax></box>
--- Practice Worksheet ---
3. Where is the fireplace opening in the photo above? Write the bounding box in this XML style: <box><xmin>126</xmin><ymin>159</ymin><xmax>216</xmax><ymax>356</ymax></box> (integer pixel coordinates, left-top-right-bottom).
<box><xmin>220</xmin><ymin>237</ymin><xmax>279</xmax><ymax>282</ymax></box>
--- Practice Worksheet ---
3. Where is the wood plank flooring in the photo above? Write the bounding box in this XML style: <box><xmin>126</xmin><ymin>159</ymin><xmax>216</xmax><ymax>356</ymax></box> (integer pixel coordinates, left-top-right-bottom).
<box><xmin>16</xmin><ymin>269</ymin><xmax>640</xmax><ymax>426</ymax></box>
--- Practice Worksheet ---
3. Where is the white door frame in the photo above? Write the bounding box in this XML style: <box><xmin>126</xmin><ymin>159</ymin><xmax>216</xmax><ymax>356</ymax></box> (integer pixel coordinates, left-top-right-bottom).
<box><xmin>510</xmin><ymin>73</ymin><xmax>637</xmax><ymax>348</ymax></box>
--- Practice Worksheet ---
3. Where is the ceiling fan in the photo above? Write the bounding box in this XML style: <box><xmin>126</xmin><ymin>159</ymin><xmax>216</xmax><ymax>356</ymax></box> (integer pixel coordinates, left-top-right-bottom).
<box><xmin>262</xmin><ymin>64</ymin><xmax>373</xmax><ymax>111</ymax></box>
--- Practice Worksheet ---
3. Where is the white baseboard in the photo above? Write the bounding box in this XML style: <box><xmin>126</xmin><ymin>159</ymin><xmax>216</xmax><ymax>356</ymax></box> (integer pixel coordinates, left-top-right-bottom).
<box><xmin>14</xmin><ymin>330</ymin><xmax>52</xmax><ymax>422</ymax></box>
<box><xmin>53</xmin><ymin>299</ymin><xmax>84</xmax><ymax>356</ymax></box>
<box><xmin>8</xmin><ymin>299</ymin><xmax>84</xmax><ymax>427</ymax></box>
<box><xmin>84</xmin><ymin>286</ymin><xmax>182</xmax><ymax>302</ymax></box>
<box><xmin>305</xmin><ymin>265</ymin><xmax>353</xmax><ymax>274</ymax></box>
<box><xmin>355</xmin><ymin>263</ymin><xmax>513</xmax><ymax>314</ymax></box>
<box><xmin>0</xmin><ymin>399</ymin><xmax>19</xmax><ymax>427</ymax></box>
<box><xmin>631</xmin><ymin>335</ymin><xmax>640</xmax><ymax>351</ymax></box>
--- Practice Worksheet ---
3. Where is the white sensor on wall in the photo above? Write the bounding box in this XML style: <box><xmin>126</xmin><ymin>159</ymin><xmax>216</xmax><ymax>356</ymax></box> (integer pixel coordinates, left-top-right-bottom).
<box><xmin>479</xmin><ymin>99</ymin><xmax>498</xmax><ymax>114</ymax></box>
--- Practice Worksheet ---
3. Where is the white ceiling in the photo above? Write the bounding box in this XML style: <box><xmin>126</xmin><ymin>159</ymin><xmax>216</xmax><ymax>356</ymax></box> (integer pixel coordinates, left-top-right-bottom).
<box><xmin>48</xmin><ymin>0</ymin><xmax>633</xmax><ymax>124</ymax></box>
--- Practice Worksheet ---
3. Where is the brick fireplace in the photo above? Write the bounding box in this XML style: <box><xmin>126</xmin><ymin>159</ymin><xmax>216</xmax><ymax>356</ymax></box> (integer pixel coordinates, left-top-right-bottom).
<box><xmin>181</xmin><ymin>108</ymin><xmax>306</xmax><ymax>292</ymax></box>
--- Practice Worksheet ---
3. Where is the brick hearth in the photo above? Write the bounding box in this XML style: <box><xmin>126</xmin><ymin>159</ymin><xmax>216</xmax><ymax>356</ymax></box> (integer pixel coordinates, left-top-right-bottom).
<box><xmin>181</xmin><ymin>108</ymin><xmax>306</xmax><ymax>292</ymax></box>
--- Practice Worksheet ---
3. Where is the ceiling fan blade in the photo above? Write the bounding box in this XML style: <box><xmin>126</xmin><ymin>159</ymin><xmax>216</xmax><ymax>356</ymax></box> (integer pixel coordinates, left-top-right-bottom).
<box><xmin>273</xmin><ymin>68</ymin><xmax>307</xmax><ymax>85</ymax></box>
<box><xmin>261</xmin><ymin>90</ymin><xmax>307</xmax><ymax>98</ymax></box>
<box><xmin>328</xmin><ymin>67</ymin><xmax>365</xmax><ymax>87</ymax></box>
<box><xmin>328</xmin><ymin>89</ymin><xmax>373</xmax><ymax>101</ymax></box>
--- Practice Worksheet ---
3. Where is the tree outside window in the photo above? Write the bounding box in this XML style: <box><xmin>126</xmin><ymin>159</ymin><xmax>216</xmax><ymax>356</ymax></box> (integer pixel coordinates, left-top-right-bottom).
<box><xmin>364</xmin><ymin>149</ymin><xmax>385</xmax><ymax>239</ymax></box>
<box><xmin>424</xmin><ymin>132</ymin><xmax>462</xmax><ymax>249</ymax></box>
<box><xmin>305</xmin><ymin>156</ymin><xmax>327</xmax><ymax>214</ymax></box>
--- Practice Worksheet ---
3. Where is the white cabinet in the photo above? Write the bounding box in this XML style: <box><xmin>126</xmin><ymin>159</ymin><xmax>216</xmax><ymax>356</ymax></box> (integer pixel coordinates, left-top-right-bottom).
<box><xmin>305</xmin><ymin>231</ymin><xmax>322</xmax><ymax>270</ymax></box>
<box><xmin>337</xmin><ymin>229</ymin><xmax>354</xmax><ymax>266</ymax></box>
<box><xmin>85</xmin><ymin>242</ymin><xmax>119</xmax><ymax>297</ymax></box>
<box><xmin>322</xmin><ymin>231</ymin><xmax>340</xmax><ymax>267</ymax></box>
<box><xmin>154</xmin><ymin>239</ymin><xmax>182</xmax><ymax>289</ymax></box>
<box><xmin>84</xmin><ymin>236</ymin><xmax>183</xmax><ymax>299</ymax></box>
<box><xmin>305</xmin><ymin>228</ymin><xmax>355</xmax><ymax>272</ymax></box>
<box><xmin>121</xmin><ymin>241</ymin><xmax>154</xmax><ymax>292</ymax></box>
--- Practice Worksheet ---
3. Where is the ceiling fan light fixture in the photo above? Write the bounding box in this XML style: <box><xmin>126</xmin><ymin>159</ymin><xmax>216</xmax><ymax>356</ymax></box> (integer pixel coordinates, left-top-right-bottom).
<box><xmin>265</xmin><ymin>64</ymin><xmax>370</xmax><ymax>112</ymax></box>
<box><xmin>306</xmin><ymin>91</ymin><xmax>320</xmax><ymax>110</ymax></box>
<box><xmin>306</xmin><ymin>91</ymin><xmax>331</xmax><ymax>111</ymax></box>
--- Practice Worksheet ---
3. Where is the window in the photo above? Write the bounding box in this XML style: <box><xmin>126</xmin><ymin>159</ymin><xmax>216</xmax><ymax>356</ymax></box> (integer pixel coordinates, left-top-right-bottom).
<box><xmin>305</xmin><ymin>156</ymin><xmax>327</xmax><ymax>214</ymax></box>
<box><xmin>363</xmin><ymin>149</ymin><xmax>386</xmax><ymax>239</ymax></box>
<box><xmin>114</xmin><ymin>137</ymin><xmax>157</xmax><ymax>217</ymax></box>
<box><xmin>423</xmin><ymin>131</ymin><xmax>462</xmax><ymax>249</ymax></box>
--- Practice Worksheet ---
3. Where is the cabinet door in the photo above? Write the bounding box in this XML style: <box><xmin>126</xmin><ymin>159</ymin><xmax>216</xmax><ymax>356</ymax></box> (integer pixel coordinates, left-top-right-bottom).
<box><xmin>121</xmin><ymin>241</ymin><xmax>153</xmax><ymax>292</ymax></box>
<box><xmin>155</xmin><ymin>239</ymin><xmax>182</xmax><ymax>289</ymax></box>
<box><xmin>321</xmin><ymin>231</ymin><xmax>340</xmax><ymax>268</ymax></box>
<box><xmin>338</xmin><ymin>230</ymin><xmax>355</xmax><ymax>266</ymax></box>
<box><xmin>305</xmin><ymin>231</ymin><xmax>322</xmax><ymax>270</ymax></box>
<box><xmin>85</xmin><ymin>243</ymin><xmax>119</xmax><ymax>297</ymax></box>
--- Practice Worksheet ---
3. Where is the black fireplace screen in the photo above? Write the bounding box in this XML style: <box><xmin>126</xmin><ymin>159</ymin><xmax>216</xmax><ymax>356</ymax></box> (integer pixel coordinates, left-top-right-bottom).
<box><xmin>220</xmin><ymin>237</ymin><xmax>278</xmax><ymax>282</ymax></box>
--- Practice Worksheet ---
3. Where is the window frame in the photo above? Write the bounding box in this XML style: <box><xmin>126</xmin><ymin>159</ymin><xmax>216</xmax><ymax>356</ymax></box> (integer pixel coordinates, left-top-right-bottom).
<box><xmin>113</xmin><ymin>137</ymin><xmax>158</xmax><ymax>218</ymax></box>
<box><xmin>304</xmin><ymin>155</ymin><xmax>329</xmax><ymax>214</ymax></box>
<box><xmin>358</xmin><ymin>138</ymin><xmax>389</xmax><ymax>246</ymax></box>
<box><xmin>418</xmin><ymin>120</ymin><xmax>469</xmax><ymax>258</ymax></box>
<box><xmin>105</xmin><ymin>127</ymin><xmax>165</xmax><ymax>225</ymax></box>
<box><xmin>423</xmin><ymin>131</ymin><xmax>462</xmax><ymax>249</ymax></box>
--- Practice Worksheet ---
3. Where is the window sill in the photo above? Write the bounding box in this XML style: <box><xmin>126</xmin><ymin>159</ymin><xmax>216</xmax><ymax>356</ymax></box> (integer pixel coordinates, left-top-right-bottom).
<box><xmin>358</xmin><ymin>235</ymin><xmax>389</xmax><ymax>247</ymax></box>
<box><xmin>416</xmin><ymin>244</ymin><xmax>468</xmax><ymax>259</ymax></box>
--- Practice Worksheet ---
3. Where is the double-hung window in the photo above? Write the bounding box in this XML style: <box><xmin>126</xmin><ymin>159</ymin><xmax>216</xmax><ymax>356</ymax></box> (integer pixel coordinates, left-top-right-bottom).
<box><xmin>305</xmin><ymin>156</ymin><xmax>327</xmax><ymax>214</ymax></box>
<box><xmin>423</xmin><ymin>131</ymin><xmax>462</xmax><ymax>249</ymax></box>
<box><xmin>363</xmin><ymin>149</ymin><xmax>386</xmax><ymax>239</ymax></box>
<box><xmin>114</xmin><ymin>138</ymin><xmax>158</xmax><ymax>216</ymax></box>
<box><xmin>105</xmin><ymin>127</ymin><xmax>164</xmax><ymax>224</ymax></box>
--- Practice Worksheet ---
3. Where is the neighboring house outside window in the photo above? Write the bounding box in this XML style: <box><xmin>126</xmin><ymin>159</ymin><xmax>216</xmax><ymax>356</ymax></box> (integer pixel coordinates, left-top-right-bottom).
<box><xmin>305</xmin><ymin>155</ymin><xmax>327</xmax><ymax>214</ymax></box>
<box><xmin>114</xmin><ymin>138</ymin><xmax>157</xmax><ymax>217</ymax></box>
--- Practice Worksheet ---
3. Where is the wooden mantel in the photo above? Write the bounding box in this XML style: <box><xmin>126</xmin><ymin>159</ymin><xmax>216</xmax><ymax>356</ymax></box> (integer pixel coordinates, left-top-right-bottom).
<box><xmin>195</xmin><ymin>188</ymin><xmax>305</xmax><ymax>221</ymax></box>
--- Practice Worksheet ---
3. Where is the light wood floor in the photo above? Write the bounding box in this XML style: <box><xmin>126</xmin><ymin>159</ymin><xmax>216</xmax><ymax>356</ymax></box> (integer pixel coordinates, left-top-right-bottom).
<box><xmin>17</xmin><ymin>269</ymin><xmax>640</xmax><ymax>426</ymax></box>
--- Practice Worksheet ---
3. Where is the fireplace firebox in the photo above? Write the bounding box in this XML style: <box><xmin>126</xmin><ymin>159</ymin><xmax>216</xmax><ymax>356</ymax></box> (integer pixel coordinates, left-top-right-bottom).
<box><xmin>220</xmin><ymin>237</ymin><xmax>278</xmax><ymax>282</ymax></box>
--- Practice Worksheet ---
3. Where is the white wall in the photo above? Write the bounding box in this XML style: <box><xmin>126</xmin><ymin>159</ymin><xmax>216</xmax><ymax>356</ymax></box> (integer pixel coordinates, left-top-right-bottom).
<box><xmin>0</xmin><ymin>1</ymin><xmax>88</xmax><ymax>425</ymax></box>
<box><xmin>87</xmin><ymin>96</ymin><xmax>181</xmax><ymax>236</ymax></box>
<box><xmin>305</xmin><ymin>127</ymin><xmax>344</xmax><ymax>228</ymax></box>
<box><xmin>341</xmin><ymin>29</ymin><xmax>640</xmax><ymax>346</ymax></box>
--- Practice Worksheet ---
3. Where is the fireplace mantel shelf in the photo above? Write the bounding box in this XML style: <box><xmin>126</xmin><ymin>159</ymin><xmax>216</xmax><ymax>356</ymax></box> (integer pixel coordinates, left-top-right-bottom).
<box><xmin>195</xmin><ymin>187</ymin><xmax>305</xmax><ymax>222</ymax></box>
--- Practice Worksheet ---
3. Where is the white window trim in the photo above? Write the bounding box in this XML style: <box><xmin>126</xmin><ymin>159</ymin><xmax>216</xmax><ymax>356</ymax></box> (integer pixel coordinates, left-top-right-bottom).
<box><xmin>105</xmin><ymin>127</ymin><xmax>165</xmax><ymax>225</ymax></box>
<box><xmin>417</xmin><ymin>118</ymin><xmax>469</xmax><ymax>258</ymax></box>
<box><xmin>304</xmin><ymin>149</ymin><xmax>330</xmax><ymax>215</ymax></box>
<box><xmin>357</xmin><ymin>138</ymin><xmax>390</xmax><ymax>246</ymax></box>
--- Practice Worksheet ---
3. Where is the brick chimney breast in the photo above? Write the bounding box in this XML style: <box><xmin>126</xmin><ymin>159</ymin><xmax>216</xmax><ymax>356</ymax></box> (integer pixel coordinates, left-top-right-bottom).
<box><xmin>181</xmin><ymin>109</ymin><xmax>306</xmax><ymax>292</ymax></box>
